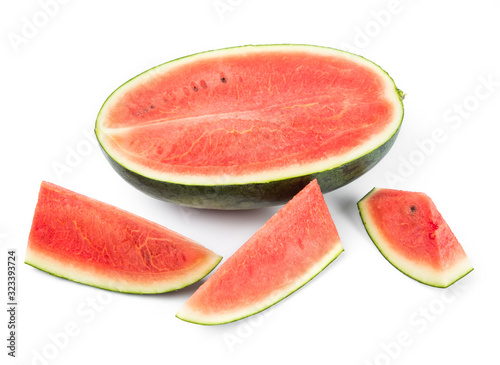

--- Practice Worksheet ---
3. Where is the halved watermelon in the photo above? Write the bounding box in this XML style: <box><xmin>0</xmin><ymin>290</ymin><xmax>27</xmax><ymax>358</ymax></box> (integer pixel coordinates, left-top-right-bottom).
<box><xmin>95</xmin><ymin>44</ymin><xmax>404</xmax><ymax>209</ymax></box>
<box><xmin>25</xmin><ymin>181</ymin><xmax>222</xmax><ymax>293</ymax></box>
<box><xmin>176</xmin><ymin>180</ymin><xmax>344</xmax><ymax>325</ymax></box>
<box><xmin>357</xmin><ymin>188</ymin><xmax>473</xmax><ymax>288</ymax></box>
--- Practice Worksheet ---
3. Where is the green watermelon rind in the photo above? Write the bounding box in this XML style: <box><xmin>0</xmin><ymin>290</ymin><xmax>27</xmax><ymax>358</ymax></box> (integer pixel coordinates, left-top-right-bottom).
<box><xmin>175</xmin><ymin>244</ymin><xmax>344</xmax><ymax>325</ymax></box>
<box><xmin>95</xmin><ymin>44</ymin><xmax>404</xmax><ymax>209</ymax></box>
<box><xmin>25</xmin><ymin>246</ymin><xmax>222</xmax><ymax>294</ymax></box>
<box><xmin>357</xmin><ymin>187</ymin><xmax>474</xmax><ymax>288</ymax></box>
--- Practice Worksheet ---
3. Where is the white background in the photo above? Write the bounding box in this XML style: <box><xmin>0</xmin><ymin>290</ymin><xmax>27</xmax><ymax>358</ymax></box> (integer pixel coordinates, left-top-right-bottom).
<box><xmin>1</xmin><ymin>1</ymin><xmax>499</xmax><ymax>364</ymax></box>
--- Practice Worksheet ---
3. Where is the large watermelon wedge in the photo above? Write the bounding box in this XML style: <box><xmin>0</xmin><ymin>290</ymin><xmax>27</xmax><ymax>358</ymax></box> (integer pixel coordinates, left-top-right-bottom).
<box><xmin>176</xmin><ymin>180</ymin><xmax>344</xmax><ymax>325</ymax></box>
<box><xmin>95</xmin><ymin>44</ymin><xmax>404</xmax><ymax>209</ymax></box>
<box><xmin>357</xmin><ymin>188</ymin><xmax>473</xmax><ymax>288</ymax></box>
<box><xmin>25</xmin><ymin>181</ymin><xmax>222</xmax><ymax>293</ymax></box>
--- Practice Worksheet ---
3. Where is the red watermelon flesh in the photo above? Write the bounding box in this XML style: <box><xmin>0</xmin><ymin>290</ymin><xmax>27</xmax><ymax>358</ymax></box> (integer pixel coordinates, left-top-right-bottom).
<box><xmin>176</xmin><ymin>180</ymin><xmax>344</xmax><ymax>325</ymax></box>
<box><xmin>96</xmin><ymin>45</ymin><xmax>403</xmax><ymax>186</ymax></box>
<box><xmin>357</xmin><ymin>188</ymin><xmax>473</xmax><ymax>288</ymax></box>
<box><xmin>25</xmin><ymin>182</ymin><xmax>222</xmax><ymax>293</ymax></box>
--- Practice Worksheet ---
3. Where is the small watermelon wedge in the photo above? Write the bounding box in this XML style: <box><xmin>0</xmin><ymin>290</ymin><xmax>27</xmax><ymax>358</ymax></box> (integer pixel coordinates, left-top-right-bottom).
<box><xmin>176</xmin><ymin>180</ymin><xmax>344</xmax><ymax>325</ymax></box>
<box><xmin>25</xmin><ymin>181</ymin><xmax>222</xmax><ymax>293</ymax></box>
<box><xmin>357</xmin><ymin>188</ymin><xmax>473</xmax><ymax>288</ymax></box>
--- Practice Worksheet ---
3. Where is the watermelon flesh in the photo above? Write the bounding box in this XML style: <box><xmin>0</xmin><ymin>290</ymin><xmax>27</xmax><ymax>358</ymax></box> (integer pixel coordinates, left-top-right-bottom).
<box><xmin>25</xmin><ymin>182</ymin><xmax>222</xmax><ymax>293</ymax></box>
<box><xmin>176</xmin><ymin>180</ymin><xmax>344</xmax><ymax>325</ymax></box>
<box><xmin>357</xmin><ymin>188</ymin><xmax>473</xmax><ymax>288</ymax></box>
<box><xmin>99</xmin><ymin>49</ymin><xmax>397</xmax><ymax>180</ymax></box>
<box><xmin>95</xmin><ymin>44</ymin><xmax>404</xmax><ymax>209</ymax></box>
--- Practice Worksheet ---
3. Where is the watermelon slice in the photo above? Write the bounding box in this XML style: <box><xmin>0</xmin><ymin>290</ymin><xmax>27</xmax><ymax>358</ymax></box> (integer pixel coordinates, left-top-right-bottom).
<box><xmin>357</xmin><ymin>188</ymin><xmax>473</xmax><ymax>288</ymax></box>
<box><xmin>176</xmin><ymin>180</ymin><xmax>344</xmax><ymax>325</ymax></box>
<box><xmin>95</xmin><ymin>44</ymin><xmax>404</xmax><ymax>209</ymax></box>
<box><xmin>25</xmin><ymin>181</ymin><xmax>222</xmax><ymax>293</ymax></box>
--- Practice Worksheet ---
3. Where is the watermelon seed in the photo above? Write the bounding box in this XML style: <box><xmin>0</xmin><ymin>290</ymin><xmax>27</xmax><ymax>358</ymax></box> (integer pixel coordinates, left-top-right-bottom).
<box><xmin>163</xmin><ymin>91</ymin><xmax>176</xmax><ymax>103</ymax></box>
<box><xmin>191</xmin><ymin>82</ymin><xmax>199</xmax><ymax>92</ymax></box>
<box><xmin>150</xmin><ymin>105</ymin><xmax>154</xmax><ymax>109</ymax></box>
<box><xmin>200</xmin><ymin>79</ymin><xmax>208</xmax><ymax>88</ymax></box>
<box><xmin>220</xmin><ymin>72</ymin><xmax>227</xmax><ymax>83</ymax></box>
<box><xmin>136</xmin><ymin>107</ymin><xmax>149</xmax><ymax>116</ymax></box>
<box><xmin>410</xmin><ymin>205</ymin><xmax>416</xmax><ymax>213</ymax></box>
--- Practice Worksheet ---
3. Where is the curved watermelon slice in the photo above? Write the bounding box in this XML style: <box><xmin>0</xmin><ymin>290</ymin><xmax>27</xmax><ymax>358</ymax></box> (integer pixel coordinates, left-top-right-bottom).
<box><xmin>95</xmin><ymin>44</ymin><xmax>404</xmax><ymax>209</ymax></box>
<box><xmin>176</xmin><ymin>180</ymin><xmax>344</xmax><ymax>325</ymax></box>
<box><xmin>357</xmin><ymin>188</ymin><xmax>473</xmax><ymax>288</ymax></box>
<box><xmin>25</xmin><ymin>181</ymin><xmax>222</xmax><ymax>293</ymax></box>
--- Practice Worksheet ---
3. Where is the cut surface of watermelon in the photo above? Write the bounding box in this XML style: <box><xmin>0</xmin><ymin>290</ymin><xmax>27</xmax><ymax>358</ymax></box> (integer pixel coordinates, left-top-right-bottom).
<box><xmin>357</xmin><ymin>188</ymin><xmax>473</xmax><ymax>288</ymax></box>
<box><xmin>25</xmin><ymin>181</ymin><xmax>222</xmax><ymax>293</ymax></box>
<box><xmin>95</xmin><ymin>44</ymin><xmax>404</xmax><ymax>209</ymax></box>
<box><xmin>176</xmin><ymin>180</ymin><xmax>344</xmax><ymax>325</ymax></box>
